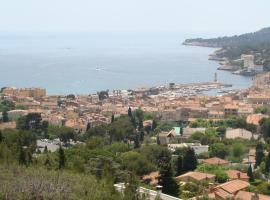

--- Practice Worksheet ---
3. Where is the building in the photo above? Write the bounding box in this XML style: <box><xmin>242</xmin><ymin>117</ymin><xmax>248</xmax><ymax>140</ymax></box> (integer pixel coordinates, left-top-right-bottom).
<box><xmin>176</xmin><ymin>171</ymin><xmax>215</xmax><ymax>183</ymax></box>
<box><xmin>224</xmin><ymin>104</ymin><xmax>239</xmax><ymax>117</ymax></box>
<box><xmin>246</xmin><ymin>114</ymin><xmax>269</xmax><ymax>125</ymax></box>
<box><xmin>211</xmin><ymin>179</ymin><xmax>250</xmax><ymax>199</ymax></box>
<box><xmin>242</xmin><ymin>54</ymin><xmax>255</xmax><ymax>70</ymax></box>
<box><xmin>2</xmin><ymin>87</ymin><xmax>46</xmax><ymax>98</ymax></box>
<box><xmin>7</xmin><ymin>109</ymin><xmax>28</xmax><ymax>120</ymax></box>
<box><xmin>247</xmin><ymin>94</ymin><xmax>270</xmax><ymax>105</ymax></box>
<box><xmin>235</xmin><ymin>191</ymin><xmax>270</xmax><ymax>200</ymax></box>
<box><xmin>225</xmin><ymin>128</ymin><xmax>253</xmax><ymax>140</ymax></box>
<box><xmin>203</xmin><ymin>157</ymin><xmax>229</xmax><ymax>166</ymax></box>
<box><xmin>226</xmin><ymin>170</ymin><xmax>249</xmax><ymax>182</ymax></box>
<box><xmin>168</xmin><ymin>143</ymin><xmax>209</xmax><ymax>155</ymax></box>
<box><xmin>182</xmin><ymin>127</ymin><xmax>206</xmax><ymax>139</ymax></box>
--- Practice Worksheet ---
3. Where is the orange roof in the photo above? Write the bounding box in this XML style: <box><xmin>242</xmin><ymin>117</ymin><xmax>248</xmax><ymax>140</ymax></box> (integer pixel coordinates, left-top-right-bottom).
<box><xmin>226</xmin><ymin>170</ymin><xmax>249</xmax><ymax>180</ymax></box>
<box><xmin>214</xmin><ymin>188</ymin><xmax>232</xmax><ymax>199</ymax></box>
<box><xmin>214</xmin><ymin>179</ymin><xmax>250</xmax><ymax>194</ymax></box>
<box><xmin>203</xmin><ymin>157</ymin><xmax>229</xmax><ymax>165</ymax></box>
<box><xmin>176</xmin><ymin>171</ymin><xmax>215</xmax><ymax>182</ymax></box>
<box><xmin>235</xmin><ymin>191</ymin><xmax>270</xmax><ymax>200</ymax></box>
<box><xmin>246</xmin><ymin>114</ymin><xmax>269</xmax><ymax>125</ymax></box>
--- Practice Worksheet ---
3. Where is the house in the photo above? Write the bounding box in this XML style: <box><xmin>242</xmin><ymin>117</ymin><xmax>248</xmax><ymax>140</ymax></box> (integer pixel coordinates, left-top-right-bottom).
<box><xmin>246</xmin><ymin>114</ymin><xmax>269</xmax><ymax>126</ymax></box>
<box><xmin>176</xmin><ymin>171</ymin><xmax>215</xmax><ymax>183</ymax></box>
<box><xmin>168</xmin><ymin>143</ymin><xmax>209</xmax><ymax>155</ymax></box>
<box><xmin>208</xmin><ymin>111</ymin><xmax>224</xmax><ymax>119</ymax></box>
<box><xmin>157</xmin><ymin>127</ymin><xmax>182</xmax><ymax>145</ymax></box>
<box><xmin>7</xmin><ymin>109</ymin><xmax>28</xmax><ymax>120</ymax></box>
<box><xmin>224</xmin><ymin>104</ymin><xmax>239</xmax><ymax>117</ymax></box>
<box><xmin>226</xmin><ymin>169</ymin><xmax>249</xmax><ymax>182</ymax></box>
<box><xmin>225</xmin><ymin>128</ymin><xmax>253</xmax><ymax>140</ymax></box>
<box><xmin>235</xmin><ymin>191</ymin><xmax>270</xmax><ymax>200</ymax></box>
<box><xmin>142</xmin><ymin>171</ymin><xmax>160</xmax><ymax>186</ymax></box>
<box><xmin>203</xmin><ymin>157</ymin><xmax>229</xmax><ymax>166</ymax></box>
<box><xmin>212</xmin><ymin>179</ymin><xmax>250</xmax><ymax>199</ymax></box>
<box><xmin>243</xmin><ymin>148</ymin><xmax>256</xmax><ymax>165</ymax></box>
<box><xmin>158</xmin><ymin>132</ymin><xmax>171</xmax><ymax>145</ymax></box>
<box><xmin>182</xmin><ymin>127</ymin><xmax>206</xmax><ymax>138</ymax></box>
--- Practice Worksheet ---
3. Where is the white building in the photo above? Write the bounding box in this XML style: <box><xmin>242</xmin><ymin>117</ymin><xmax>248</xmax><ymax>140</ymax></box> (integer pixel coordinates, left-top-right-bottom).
<box><xmin>225</xmin><ymin>128</ymin><xmax>253</xmax><ymax>140</ymax></box>
<box><xmin>241</xmin><ymin>54</ymin><xmax>255</xmax><ymax>71</ymax></box>
<box><xmin>168</xmin><ymin>143</ymin><xmax>209</xmax><ymax>155</ymax></box>
<box><xmin>7</xmin><ymin>109</ymin><xmax>28</xmax><ymax>120</ymax></box>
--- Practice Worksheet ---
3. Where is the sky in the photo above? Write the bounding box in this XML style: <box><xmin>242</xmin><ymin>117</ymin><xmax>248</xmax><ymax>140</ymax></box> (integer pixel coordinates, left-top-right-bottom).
<box><xmin>0</xmin><ymin>0</ymin><xmax>269</xmax><ymax>36</ymax></box>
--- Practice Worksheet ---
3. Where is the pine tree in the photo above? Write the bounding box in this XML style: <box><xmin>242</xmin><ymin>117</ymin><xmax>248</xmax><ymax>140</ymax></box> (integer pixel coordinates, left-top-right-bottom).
<box><xmin>19</xmin><ymin>146</ymin><xmax>27</xmax><ymax>165</ymax></box>
<box><xmin>2</xmin><ymin>110</ymin><xmax>8</xmax><ymax>122</ymax></box>
<box><xmin>124</xmin><ymin>172</ymin><xmax>140</xmax><ymax>200</ymax></box>
<box><xmin>111</xmin><ymin>114</ymin><xmax>115</xmax><ymax>123</ymax></box>
<box><xmin>86</xmin><ymin>122</ymin><xmax>91</xmax><ymax>131</ymax></box>
<box><xmin>134</xmin><ymin>135</ymin><xmax>140</xmax><ymax>149</ymax></box>
<box><xmin>158</xmin><ymin>162</ymin><xmax>179</xmax><ymax>197</ymax></box>
<box><xmin>44</xmin><ymin>146</ymin><xmax>48</xmax><ymax>153</ymax></box>
<box><xmin>138</xmin><ymin>119</ymin><xmax>143</xmax><ymax>131</ymax></box>
<box><xmin>183</xmin><ymin>147</ymin><xmax>197</xmax><ymax>171</ymax></box>
<box><xmin>0</xmin><ymin>130</ymin><xmax>3</xmax><ymax>143</ymax></box>
<box><xmin>139</xmin><ymin>131</ymin><xmax>144</xmax><ymax>142</ymax></box>
<box><xmin>176</xmin><ymin>155</ymin><xmax>184</xmax><ymax>176</ymax></box>
<box><xmin>152</xmin><ymin>119</ymin><xmax>157</xmax><ymax>131</ymax></box>
<box><xmin>255</xmin><ymin>143</ymin><xmax>264</xmax><ymax>168</ymax></box>
<box><xmin>247</xmin><ymin>164</ymin><xmax>255</xmax><ymax>182</ymax></box>
<box><xmin>58</xmin><ymin>145</ymin><xmax>66</xmax><ymax>169</ymax></box>
<box><xmin>128</xmin><ymin>107</ymin><xmax>132</xmax><ymax>118</ymax></box>
<box><xmin>265</xmin><ymin>152</ymin><xmax>270</xmax><ymax>174</ymax></box>
<box><xmin>44</xmin><ymin>154</ymin><xmax>51</xmax><ymax>168</ymax></box>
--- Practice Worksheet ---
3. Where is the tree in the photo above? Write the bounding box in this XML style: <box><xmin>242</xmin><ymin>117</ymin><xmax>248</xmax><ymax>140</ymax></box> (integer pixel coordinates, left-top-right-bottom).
<box><xmin>247</xmin><ymin>164</ymin><xmax>255</xmax><ymax>182</ymax></box>
<box><xmin>152</xmin><ymin>119</ymin><xmax>157</xmax><ymax>131</ymax></box>
<box><xmin>255</xmin><ymin>143</ymin><xmax>265</xmax><ymax>168</ymax></box>
<box><xmin>111</xmin><ymin>114</ymin><xmax>115</xmax><ymax>123</ymax></box>
<box><xmin>255</xmin><ymin>106</ymin><xmax>268</xmax><ymax>114</ymax></box>
<box><xmin>176</xmin><ymin>155</ymin><xmax>184</xmax><ymax>176</ymax></box>
<box><xmin>265</xmin><ymin>152</ymin><xmax>270</xmax><ymax>175</ymax></box>
<box><xmin>128</xmin><ymin>107</ymin><xmax>132</xmax><ymax>118</ymax></box>
<box><xmin>124</xmin><ymin>172</ymin><xmax>140</xmax><ymax>200</ymax></box>
<box><xmin>0</xmin><ymin>130</ymin><xmax>3</xmax><ymax>143</ymax></box>
<box><xmin>18</xmin><ymin>146</ymin><xmax>27</xmax><ymax>165</ymax></box>
<box><xmin>183</xmin><ymin>147</ymin><xmax>197</xmax><ymax>171</ymax></box>
<box><xmin>260</xmin><ymin>118</ymin><xmax>270</xmax><ymax>138</ymax></box>
<box><xmin>2</xmin><ymin>110</ymin><xmax>8</xmax><ymax>122</ymax></box>
<box><xmin>158</xmin><ymin>162</ymin><xmax>179</xmax><ymax>197</ymax></box>
<box><xmin>58</xmin><ymin>145</ymin><xmax>66</xmax><ymax>169</ymax></box>
<box><xmin>209</xmin><ymin>143</ymin><xmax>228</xmax><ymax>159</ymax></box>
<box><xmin>44</xmin><ymin>146</ymin><xmax>48</xmax><ymax>153</ymax></box>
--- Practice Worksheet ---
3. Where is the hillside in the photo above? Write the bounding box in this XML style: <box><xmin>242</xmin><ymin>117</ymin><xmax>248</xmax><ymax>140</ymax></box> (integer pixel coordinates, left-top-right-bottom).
<box><xmin>184</xmin><ymin>27</ymin><xmax>270</xmax><ymax>68</ymax></box>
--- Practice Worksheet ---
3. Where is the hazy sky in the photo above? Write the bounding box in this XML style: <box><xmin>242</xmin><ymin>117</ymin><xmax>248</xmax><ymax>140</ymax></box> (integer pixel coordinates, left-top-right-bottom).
<box><xmin>0</xmin><ymin>0</ymin><xmax>269</xmax><ymax>35</ymax></box>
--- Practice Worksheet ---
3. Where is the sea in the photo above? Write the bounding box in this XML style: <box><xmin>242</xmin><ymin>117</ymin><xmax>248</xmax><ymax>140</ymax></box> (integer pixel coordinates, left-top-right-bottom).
<box><xmin>0</xmin><ymin>32</ymin><xmax>252</xmax><ymax>95</ymax></box>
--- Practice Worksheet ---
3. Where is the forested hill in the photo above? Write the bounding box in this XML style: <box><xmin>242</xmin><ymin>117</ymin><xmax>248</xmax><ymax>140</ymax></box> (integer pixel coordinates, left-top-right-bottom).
<box><xmin>184</xmin><ymin>27</ymin><xmax>270</xmax><ymax>67</ymax></box>
<box><xmin>184</xmin><ymin>27</ymin><xmax>270</xmax><ymax>48</ymax></box>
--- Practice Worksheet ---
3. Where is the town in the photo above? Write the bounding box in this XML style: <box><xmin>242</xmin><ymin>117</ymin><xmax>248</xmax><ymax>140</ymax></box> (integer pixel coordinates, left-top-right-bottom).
<box><xmin>1</xmin><ymin>72</ymin><xmax>270</xmax><ymax>199</ymax></box>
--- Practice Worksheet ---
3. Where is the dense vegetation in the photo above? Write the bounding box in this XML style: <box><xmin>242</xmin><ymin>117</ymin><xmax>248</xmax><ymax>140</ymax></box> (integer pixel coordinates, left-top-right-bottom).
<box><xmin>1</xmin><ymin>107</ymin><xmax>270</xmax><ymax>199</ymax></box>
<box><xmin>184</xmin><ymin>27</ymin><xmax>270</xmax><ymax>68</ymax></box>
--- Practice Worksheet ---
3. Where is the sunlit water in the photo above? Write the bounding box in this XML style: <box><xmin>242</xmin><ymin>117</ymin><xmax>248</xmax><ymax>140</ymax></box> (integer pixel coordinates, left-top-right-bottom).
<box><xmin>0</xmin><ymin>32</ymin><xmax>252</xmax><ymax>95</ymax></box>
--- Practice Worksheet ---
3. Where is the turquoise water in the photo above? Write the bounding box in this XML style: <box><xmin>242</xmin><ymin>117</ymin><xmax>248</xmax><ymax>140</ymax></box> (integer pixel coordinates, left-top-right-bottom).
<box><xmin>0</xmin><ymin>32</ymin><xmax>252</xmax><ymax>95</ymax></box>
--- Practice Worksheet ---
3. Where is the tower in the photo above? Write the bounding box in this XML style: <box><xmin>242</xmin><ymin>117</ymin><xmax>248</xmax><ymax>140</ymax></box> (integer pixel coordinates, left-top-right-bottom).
<box><xmin>214</xmin><ymin>72</ymin><xmax>218</xmax><ymax>83</ymax></box>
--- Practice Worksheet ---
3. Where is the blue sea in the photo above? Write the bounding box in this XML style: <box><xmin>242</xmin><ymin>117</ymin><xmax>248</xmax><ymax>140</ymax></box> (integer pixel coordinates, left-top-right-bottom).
<box><xmin>0</xmin><ymin>32</ymin><xmax>252</xmax><ymax>95</ymax></box>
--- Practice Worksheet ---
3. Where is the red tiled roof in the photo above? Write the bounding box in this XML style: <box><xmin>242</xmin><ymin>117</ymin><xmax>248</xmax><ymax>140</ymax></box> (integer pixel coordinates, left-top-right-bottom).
<box><xmin>235</xmin><ymin>191</ymin><xmax>270</xmax><ymax>200</ymax></box>
<box><xmin>203</xmin><ymin>157</ymin><xmax>229</xmax><ymax>165</ymax></box>
<box><xmin>176</xmin><ymin>171</ymin><xmax>215</xmax><ymax>182</ymax></box>
<box><xmin>214</xmin><ymin>179</ymin><xmax>250</xmax><ymax>194</ymax></box>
